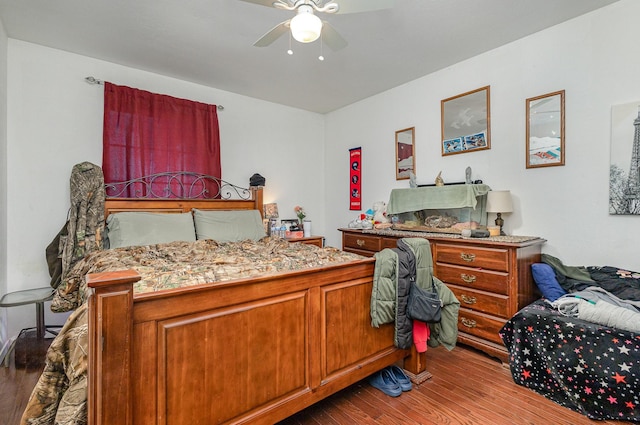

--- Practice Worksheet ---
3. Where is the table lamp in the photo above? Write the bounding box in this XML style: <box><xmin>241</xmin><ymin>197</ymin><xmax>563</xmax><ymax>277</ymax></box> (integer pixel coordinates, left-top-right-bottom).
<box><xmin>263</xmin><ymin>202</ymin><xmax>279</xmax><ymax>236</ymax></box>
<box><xmin>486</xmin><ymin>190</ymin><xmax>513</xmax><ymax>236</ymax></box>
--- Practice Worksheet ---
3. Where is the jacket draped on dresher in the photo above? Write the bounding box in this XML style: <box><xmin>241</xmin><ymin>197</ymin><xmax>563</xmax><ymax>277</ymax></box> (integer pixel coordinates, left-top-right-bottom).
<box><xmin>370</xmin><ymin>238</ymin><xmax>460</xmax><ymax>350</ymax></box>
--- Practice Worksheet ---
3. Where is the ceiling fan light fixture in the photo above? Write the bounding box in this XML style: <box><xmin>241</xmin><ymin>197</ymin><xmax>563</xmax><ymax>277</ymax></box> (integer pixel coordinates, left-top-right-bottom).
<box><xmin>290</xmin><ymin>5</ymin><xmax>322</xmax><ymax>43</ymax></box>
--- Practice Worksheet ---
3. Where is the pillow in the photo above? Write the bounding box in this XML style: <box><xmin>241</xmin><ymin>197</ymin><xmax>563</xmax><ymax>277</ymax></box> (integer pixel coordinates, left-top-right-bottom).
<box><xmin>531</xmin><ymin>263</ymin><xmax>566</xmax><ymax>302</ymax></box>
<box><xmin>106</xmin><ymin>212</ymin><xmax>196</xmax><ymax>248</ymax></box>
<box><xmin>193</xmin><ymin>209</ymin><xmax>266</xmax><ymax>242</ymax></box>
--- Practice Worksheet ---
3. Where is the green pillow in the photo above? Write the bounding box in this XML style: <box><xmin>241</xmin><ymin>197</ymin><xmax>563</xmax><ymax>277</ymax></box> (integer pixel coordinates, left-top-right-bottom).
<box><xmin>193</xmin><ymin>209</ymin><xmax>266</xmax><ymax>242</ymax></box>
<box><xmin>106</xmin><ymin>212</ymin><xmax>196</xmax><ymax>248</ymax></box>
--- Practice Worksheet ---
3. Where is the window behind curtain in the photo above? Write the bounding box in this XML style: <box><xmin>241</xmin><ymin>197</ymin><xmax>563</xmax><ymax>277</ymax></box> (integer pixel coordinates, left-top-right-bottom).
<box><xmin>102</xmin><ymin>82</ymin><xmax>221</xmax><ymax>198</ymax></box>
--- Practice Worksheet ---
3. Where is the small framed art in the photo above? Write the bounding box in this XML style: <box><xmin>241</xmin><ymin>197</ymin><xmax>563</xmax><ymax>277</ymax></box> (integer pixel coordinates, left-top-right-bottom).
<box><xmin>395</xmin><ymin>127</ymin><xmax>415</xmax><ymax>180</ymax></box>
<box><xmin>441</xmin><ymin>86</ymin><xmax>491</xmax><ymax>156</ymax></box>
<box><xmin>526</xmin><ymin>90</ymin><xmax>565</xmax><ymax>168</ymax></box>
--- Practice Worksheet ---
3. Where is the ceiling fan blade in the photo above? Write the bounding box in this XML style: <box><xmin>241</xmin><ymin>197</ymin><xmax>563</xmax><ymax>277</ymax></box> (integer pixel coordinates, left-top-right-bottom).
<box><xmin>332</xmin><ymin>0</ymin><xmax>394</xmax><ymax>14</ymax></box>
<box><xmin>321</xmin><ymin>22</ymin><xmax>347</xmax><ymax>51</ymax></box>
<box><xmin>237</xmin><ymin>0</ymin><xmax>281</xmax><ymax>7</ymax></box>
<box><xmin>253</xmin><ymin>20</ymin><xmax>290</xmax><ymax>47</ymax></box>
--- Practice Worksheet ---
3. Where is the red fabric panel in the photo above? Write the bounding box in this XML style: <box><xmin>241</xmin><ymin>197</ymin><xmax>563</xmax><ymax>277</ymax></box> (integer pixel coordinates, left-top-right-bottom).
<box><xmin>349</xmin><ymin>147</ymin><xmax>361</xmax><ymax>211</ymax></box>
<box><xmin>102</xmin><ymin>82</ymin><xmax>221</xmax><ymax>198</ymax></box>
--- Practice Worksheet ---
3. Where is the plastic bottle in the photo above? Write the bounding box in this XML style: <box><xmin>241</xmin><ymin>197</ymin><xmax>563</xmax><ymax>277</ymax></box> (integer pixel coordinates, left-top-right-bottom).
<box><xmin>280</xmin><ymin>224</ymin><xmax>286</xmax><ymax>238</ymax></box>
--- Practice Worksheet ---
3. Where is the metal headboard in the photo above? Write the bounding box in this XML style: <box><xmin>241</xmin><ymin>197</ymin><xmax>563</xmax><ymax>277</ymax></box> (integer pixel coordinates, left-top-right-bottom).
<box><xmin>105</xmin><ymin>171</ymin><xmax>252</xmax><ymax>200</ymax></box>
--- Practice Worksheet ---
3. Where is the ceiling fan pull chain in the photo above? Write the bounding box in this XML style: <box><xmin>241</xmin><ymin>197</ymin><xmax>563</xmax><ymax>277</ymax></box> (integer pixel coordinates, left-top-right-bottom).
<box><xmin>288</xmin><ymin>31</ymin><xmax>294</xmax><ymax>55</ymax></box>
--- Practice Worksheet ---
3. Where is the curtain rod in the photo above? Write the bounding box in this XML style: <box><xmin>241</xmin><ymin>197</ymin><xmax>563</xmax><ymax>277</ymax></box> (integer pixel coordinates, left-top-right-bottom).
<box><xmin>84</xmin><ymin>76</ymin><xmax>225</xmax><ymax>111</ymax></box>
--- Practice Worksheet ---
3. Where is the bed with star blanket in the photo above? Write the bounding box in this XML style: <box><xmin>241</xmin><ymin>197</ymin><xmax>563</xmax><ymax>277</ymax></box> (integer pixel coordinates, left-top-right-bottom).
<box><xmin>500</xmin><ymin>263</ymin><xmax>640</xmax><ymax>422</ymax></box>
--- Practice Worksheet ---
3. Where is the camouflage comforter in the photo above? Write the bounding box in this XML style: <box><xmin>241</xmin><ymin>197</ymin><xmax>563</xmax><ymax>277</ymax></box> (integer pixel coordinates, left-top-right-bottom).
<box><xmin>21</xmin><ymin>237</ymin><xmax>364</xmax><ymax>425</ymax></box>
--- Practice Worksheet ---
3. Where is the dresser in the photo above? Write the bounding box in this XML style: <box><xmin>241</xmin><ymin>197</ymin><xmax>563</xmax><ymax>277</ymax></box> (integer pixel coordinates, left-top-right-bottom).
<box><xmin>340</xmin><ymin>228</ymin><xmax>545</xmax><ymax>362</ymax></box>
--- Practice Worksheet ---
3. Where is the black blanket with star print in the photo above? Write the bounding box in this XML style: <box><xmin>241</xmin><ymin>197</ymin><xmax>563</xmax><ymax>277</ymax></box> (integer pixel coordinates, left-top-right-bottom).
<box><xmin>500</xmin><ymin>298</ymin><xmax>639</xmax><ymax>421</ymax></box>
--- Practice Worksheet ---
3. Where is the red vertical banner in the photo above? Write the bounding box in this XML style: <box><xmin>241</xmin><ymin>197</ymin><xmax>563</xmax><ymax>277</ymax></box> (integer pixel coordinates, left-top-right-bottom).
<box><xmin>349</xmin><ymin>147</ymin><xmax>361</xmax><ymax>211</ymax></box>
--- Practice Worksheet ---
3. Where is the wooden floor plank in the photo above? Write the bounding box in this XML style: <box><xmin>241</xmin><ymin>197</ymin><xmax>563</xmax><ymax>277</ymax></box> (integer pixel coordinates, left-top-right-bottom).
<box><xmin>280</xmin><ymin>344</ymin><xmax>632</xmax><ymax>425</ymax></box>
<box><xmin>0</xmin><ymin>362</ymin><xmax>43</xmax><ymax>425</ymax></box>
<box><xmin>2</xmin><ymin>343</ymin><xmax>633</xmax><ymax>425</ymax></box>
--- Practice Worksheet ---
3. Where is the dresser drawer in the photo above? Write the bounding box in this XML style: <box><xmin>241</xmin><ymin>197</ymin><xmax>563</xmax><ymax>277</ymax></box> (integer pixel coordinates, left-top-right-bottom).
<box><xmin>381</xmin><ymin>238</ymin><xmax>398</xmax><ymax>250</ymax></box>
<box><xmin>436</xmin><ymin>244</ymin><xmax>509</xmax><ymax>272</ymax></box>
<box><xmin>343</xmin><ymin>247</ymin><xmax>376</xmax><ymax>257</ymax></box>
<box><xmin>342</xmin><ymin>233</ymin><xmax>381</xmax><ymax>253</ymax></box>
<box><xmin>448</xmin><ymin>284</ymin><xmax>508</xmax><ymax>318</ymax></box>
<box><xmin>457</xmin><ymin>308</ymin><xmax>505</xmax><ymax>345</ymax></box>
<box><xmin>436</xmin><ymin>263</ymin><xmax>509</xmax><ymax>295</ymax></box>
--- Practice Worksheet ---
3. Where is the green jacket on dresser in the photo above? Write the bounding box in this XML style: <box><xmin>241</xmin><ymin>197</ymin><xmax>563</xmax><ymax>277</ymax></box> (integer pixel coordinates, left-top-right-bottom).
<box><xmin>371</xmin><ymin>237</ymin><xmax>460</xmax><ymax>351</ymax></box>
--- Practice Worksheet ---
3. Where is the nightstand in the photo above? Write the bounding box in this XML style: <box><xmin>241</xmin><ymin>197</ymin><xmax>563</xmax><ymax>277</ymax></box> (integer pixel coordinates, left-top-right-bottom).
<box><xmin>286</xmin><ymin>235</ymin><xmax>324</xmax><ymax>248</ymax></box>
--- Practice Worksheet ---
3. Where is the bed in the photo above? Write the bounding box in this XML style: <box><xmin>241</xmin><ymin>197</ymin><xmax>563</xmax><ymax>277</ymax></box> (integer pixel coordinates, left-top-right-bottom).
<box><xmin>500</xmin><ymin>259</ymin><xmax>640</xmax><ymax>422</ymax></box>
<box><xmin>22</xmin><ymin>173</ymin><xmax>429</xmax><ymax>425</ymax></box>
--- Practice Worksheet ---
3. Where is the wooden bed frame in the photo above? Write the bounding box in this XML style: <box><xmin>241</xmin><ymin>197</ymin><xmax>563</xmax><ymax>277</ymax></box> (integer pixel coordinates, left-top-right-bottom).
<box><xmin>86</xmin><ymin>187</ymin><xmax>428</xmax><ymax>425</ymax></box>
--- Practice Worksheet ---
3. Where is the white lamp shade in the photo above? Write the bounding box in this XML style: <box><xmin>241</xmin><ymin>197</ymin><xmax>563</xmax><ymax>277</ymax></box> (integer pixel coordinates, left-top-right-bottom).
<box><xmin>486</xmin><ymin>190</ymin><xmax>513</xmax><ymax>213</ymax></box>
<box><xmin>290</xmin><ymin>7</ymin><xmax>322</xmax><ymax>43</ymax></box>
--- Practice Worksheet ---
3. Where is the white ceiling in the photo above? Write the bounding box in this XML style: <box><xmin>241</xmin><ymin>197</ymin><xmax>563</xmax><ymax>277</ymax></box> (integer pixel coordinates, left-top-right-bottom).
<box><xmin>0</xmin><ymin>0</ymin><xmax>618</xmax><ymax>113</ymax></box>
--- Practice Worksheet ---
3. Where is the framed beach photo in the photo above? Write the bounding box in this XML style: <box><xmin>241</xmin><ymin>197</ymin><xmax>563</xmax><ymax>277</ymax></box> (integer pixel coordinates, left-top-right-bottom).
<box><xmin>395</xmin><ymin>127</ymin><xmax>415</xmax><ymax>180</ymax></box>
<box><xmin>441</xmin><ymin>86</ymin><xmax>491</xmax><ymax>156</ymax></box>
<box><xmin>526</xmin><ymin>90</ymin><xmax>565</xmax><ymax>168</ymax></box>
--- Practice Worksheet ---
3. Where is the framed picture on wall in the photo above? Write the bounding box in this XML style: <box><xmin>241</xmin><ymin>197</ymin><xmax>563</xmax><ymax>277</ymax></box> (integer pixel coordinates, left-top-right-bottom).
<box><xmin>609</xmin><ymin>100</ymin><xmax>640</xmax><ymax>215</ymax></box>
<box><xmin>395</xmin><ymin>127</ymin><xmax>415</xmax><ymax>180</ymax></box>
<box><xmin>441</xmin><ymin>86</ymin><xmax>491</xmax><ymax>156</ymax></box>
<box><xmin>526</xmin><ymin>90</ymin><xmax>565</xmax><ymax>168</ymax></box>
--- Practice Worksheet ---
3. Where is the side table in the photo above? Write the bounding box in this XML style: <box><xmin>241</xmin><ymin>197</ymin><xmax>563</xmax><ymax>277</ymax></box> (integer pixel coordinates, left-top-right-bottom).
<box><xmin>0</xmin><ymin>287</ymin><xmax>59</xmax><ymax>367</ymax></box>
<box><xmin>286</xmin><ymin>235</ymin><xmax>324</xmax><ymax>248</ymax></box>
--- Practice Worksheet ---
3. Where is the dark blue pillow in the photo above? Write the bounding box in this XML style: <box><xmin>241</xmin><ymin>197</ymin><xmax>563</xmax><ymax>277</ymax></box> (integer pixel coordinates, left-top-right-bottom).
<box><xmin>531</xmin><ymin>263</ymin><xmax>566</xmax><ymax>302</ymax></box>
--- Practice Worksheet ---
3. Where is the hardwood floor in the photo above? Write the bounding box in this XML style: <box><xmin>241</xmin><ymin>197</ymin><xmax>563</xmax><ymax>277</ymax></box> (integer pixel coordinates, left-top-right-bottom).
<box><xmin>0</xmin><ymin>356</ymin><xmax>44</xmax><ymax>425</ymax></box>
<box><xmin>278</xmin><ymin>345</ymin><xmax>630</xmax><ymax>425</ymax></box>
<box><xmin>1</xmin><ymin>344</ymin><xmax>631</xmax><ymax>425</ymax></box>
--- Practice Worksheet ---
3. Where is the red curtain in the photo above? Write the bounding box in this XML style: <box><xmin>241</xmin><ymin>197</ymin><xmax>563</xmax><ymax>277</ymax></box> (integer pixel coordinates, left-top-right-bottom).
<box><xmin>102</xmin><ymin>82</ymin><xmax>221</xmax><ymax>198</ymax></box>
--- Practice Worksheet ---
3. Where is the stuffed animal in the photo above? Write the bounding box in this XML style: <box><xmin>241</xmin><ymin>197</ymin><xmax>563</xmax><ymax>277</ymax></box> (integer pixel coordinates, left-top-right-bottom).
<box><xmin>372</xmin><ymin>201</ymin><xmax>390</xmax><ymax>224</ymax></box>
<box><xmin>347</xmin><ymin>213</ymin><xmax>373</xmax><ymax>229</ymax></box>
<box><xmin>347</xmin><ymin>202</ymin><xmax>390</xmax><ymax>229</ymax></box>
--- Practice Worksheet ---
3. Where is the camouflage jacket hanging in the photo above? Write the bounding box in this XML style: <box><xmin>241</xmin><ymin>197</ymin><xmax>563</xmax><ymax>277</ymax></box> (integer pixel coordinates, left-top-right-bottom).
<box><xmin>51</xmin><ymin>161</ymin><xmax>105</xmax><ymax>312</ymax></box>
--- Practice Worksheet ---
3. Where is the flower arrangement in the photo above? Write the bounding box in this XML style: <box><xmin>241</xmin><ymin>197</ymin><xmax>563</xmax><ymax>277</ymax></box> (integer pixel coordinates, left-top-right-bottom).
<box><xmin>294</xmin><ymin>206</ymin><xmax>306</xmax><ymax>222</ymax></box>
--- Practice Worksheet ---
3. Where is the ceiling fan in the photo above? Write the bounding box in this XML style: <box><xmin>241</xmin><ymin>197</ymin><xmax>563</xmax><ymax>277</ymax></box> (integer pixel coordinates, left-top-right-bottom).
<box><xmin>238</xmin><ymin>0</ymin><xmax>394</xmax><ymax>51</ymax></box>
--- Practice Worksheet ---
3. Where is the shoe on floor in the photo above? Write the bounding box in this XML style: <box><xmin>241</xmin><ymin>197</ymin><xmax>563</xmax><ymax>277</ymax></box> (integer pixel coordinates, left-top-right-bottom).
<box><xmin>368</xmin><ymin>368</ymin><xmax>402</xmax><ymax>397</ymax></box>
<box><xmin>386</xmin><ymin>365</ymin><xmax>412</xmax><ymax>391</ymax></box>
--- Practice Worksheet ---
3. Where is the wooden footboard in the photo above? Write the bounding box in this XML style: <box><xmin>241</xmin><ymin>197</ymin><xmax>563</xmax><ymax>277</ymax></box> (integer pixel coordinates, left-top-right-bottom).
<box><xmin>87</xmin><ymin>259</ymin><xmax>416</xmax><ymax>425</ymax></box>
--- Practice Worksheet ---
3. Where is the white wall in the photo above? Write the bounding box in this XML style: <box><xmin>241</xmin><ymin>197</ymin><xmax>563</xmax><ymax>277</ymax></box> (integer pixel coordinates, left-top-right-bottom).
<box><xmin>0</xmin><ymin>16</ymin><xmax>9</xmax><ymax>356</ymax></box>
<box><xmin>5</xmin><ymin>0</ymin><xmax>640</xmax><ymax>336</ymax></box>
<box><xmin>324</xmin><ymin>0</ymin><xmax>640</xmax><ymax>270</ymax></box>
<box><xmin>5</xmin><ymin>41</ymin><xmax>325</xmax><ymax>336</ymax></box>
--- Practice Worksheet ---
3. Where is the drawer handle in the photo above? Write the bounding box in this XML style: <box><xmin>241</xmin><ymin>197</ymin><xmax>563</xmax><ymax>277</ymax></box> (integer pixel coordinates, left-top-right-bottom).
<box><xmin>461</xmin><ymin>317</ymin><xmax>477</xmax><ymax>328</ymax></box>
<box><xmin>460</xmin><ymin>252</ymin><xmax>476</xmax><ymax>262</ymax></box>
<box><xmin>356</xmin><ymin>239</ymin><xmax>366</xmax><ymax>247</ymax></box>
<box><xmin>461</xmin><ymin>273</ymin><xmax>477</xmax><ymax>283</ymax></box>
<box><xmin>461</xmin><ymin>294</ymin><xmax>477</xmax><ymax>304</ymax></box>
